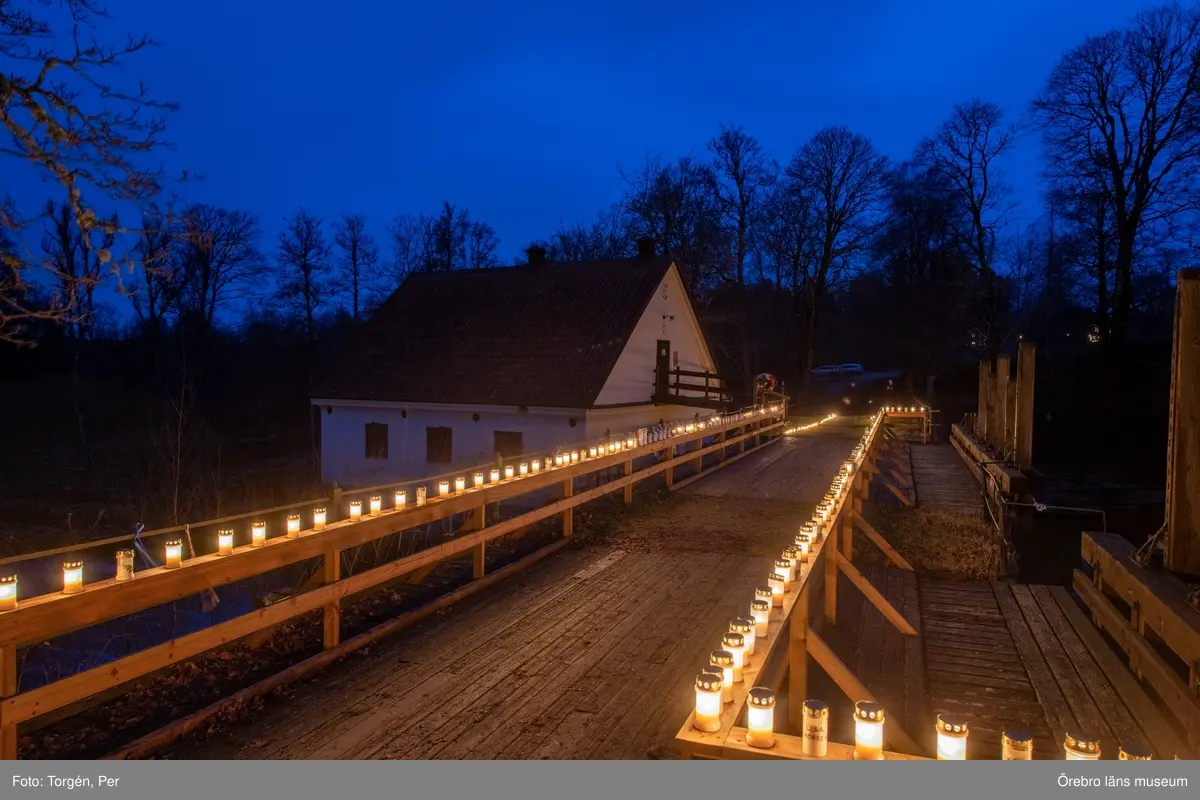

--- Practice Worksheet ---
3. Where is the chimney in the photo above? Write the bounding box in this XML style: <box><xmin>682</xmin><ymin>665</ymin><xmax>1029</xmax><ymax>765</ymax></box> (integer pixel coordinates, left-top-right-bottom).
<box><xmin>636</xmin><ymin>237</ymin><xmax>656</xmax><ymax>260</ymax></box>
<box><xmin>526</xmin><ymin>245</ymin><xmax>546</xmax><ymax>267</ymax></box>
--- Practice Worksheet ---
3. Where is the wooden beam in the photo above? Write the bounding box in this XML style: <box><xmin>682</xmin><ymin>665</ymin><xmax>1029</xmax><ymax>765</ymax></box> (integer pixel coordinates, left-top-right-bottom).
<box><xmin>1166</xmin><ymin>269</ymin><xmax>1200</xmax><ymax>575</ymax></box>
<box><xmin>788</xmin><ymin>585</ymin><xmax>809</xmax><ymax>729</ymax></box>
<box><xmin>1074</xmin><ymin>571</ymin><xmax>1200</xmax><ymax>748</ymax></box>
<box><xmin>978</xmin><ymin>360</ymin><xmax>990</xmax><ymax>442</ymax></box>
<box><xmin>322</xmin><ymin>549</ymin><xmax>341</xmax><ymax>649</ymax></box>
<box><xmin>472</xmin><ymin>542</ymin><xmax>486</xmax><ymax>580</ymax></box>
<box><xmin>1015</xmin><ymin>342</ymin><xmax>1036</xmax><ymax>471</ymax></box>
<box><xmin>561</xmin><ymin>478</ymin><xmax>574</xmax><ymax>537</ymax></box>
<box><xmin>852</xmin><ymin>512</ymin><xmax>913</xmax><ymax>571</ymax></box>
<box><xmin>881</xmin><ymin>476</ymin><xmax>913</xmax><ymax>506</ymax></box>
<box><xmin>720</xmin><ymin>728</ymin><xmax>931</xmax><ymax>761</ymax></box>
<box><xmin>808</xmin><ymin>630</ymin><xmax>923</xmax><ymax>756</ymax></box>
<box><xmin>836</xmin><ymin>554</ymin><xmax>917</xmax><ymax>635</ymax></box>
<box><xmin>842</xmin><ymin>498</ymin><xmax>856</xmax><ymax>562</ymax></box>
<box><xmin>995</xmin><ymin>354</ymin><xmax>1010</xmax><ymax>455</ymax></box>
<box><xmin>623</xmin><ymin>459</ymin><xmax>633</xmax><ymax>504</ymax></box>
<box><xmin>824</xmin><ymin>519</ymin><xmax>838</xmax><ymax>626</ymax></box>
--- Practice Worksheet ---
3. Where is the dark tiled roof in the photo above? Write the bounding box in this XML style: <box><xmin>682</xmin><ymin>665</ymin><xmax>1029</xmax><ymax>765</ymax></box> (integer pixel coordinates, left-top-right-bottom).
<box><xmin>313</xmin><ymin>257</ymin><xmax>675</xmax><ymax>408</ymax></box>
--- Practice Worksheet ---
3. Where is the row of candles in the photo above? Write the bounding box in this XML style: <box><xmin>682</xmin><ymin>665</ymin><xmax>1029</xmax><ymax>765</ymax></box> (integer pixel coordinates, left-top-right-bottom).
<box><xmin>783</xmin><ymin>413</ymin><xmax>837</xmax><ymax>436</ymax></box>
<box><xmin>882</xmin><ymin>405</ymin><xmax>926</xmax><ymax>413</ymax></box>
<box><xmin>0</xmin><ymin>405</ymin><xmax>786</xmax><ymax>611</ymax></box>
<box><xmin>693</xmin><ymin>410</ymin><xmax>1160</xmax><ymax>760</ymax></box>
<box><xmin>693</xmin><ymin>415</ymin><xmax>880</xmax><ymax>752</ymax></box>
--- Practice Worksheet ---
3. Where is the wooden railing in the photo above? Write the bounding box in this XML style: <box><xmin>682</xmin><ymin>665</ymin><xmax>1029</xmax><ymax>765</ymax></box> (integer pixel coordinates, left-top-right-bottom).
<box><xmin>653</xmin><ymin>367</ymin><xmax>730</xmax><ymax>408</ymax></box>
<box><xmin>675</xmin><ymin>410</ymin><xmax>933</xmax><ymax>760</ymax></box>
<box><xmin>0</xmin><ymin>405</ymin><xmax>786</xmax><ymax>759</ymax></box>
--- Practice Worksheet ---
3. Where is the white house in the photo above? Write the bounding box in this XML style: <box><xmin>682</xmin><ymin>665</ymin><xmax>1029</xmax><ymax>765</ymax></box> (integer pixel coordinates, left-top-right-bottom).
<box><xmin>311</xmin><ymin>239</ymin><xmax>727</xmax><ymax>487</ymax></box>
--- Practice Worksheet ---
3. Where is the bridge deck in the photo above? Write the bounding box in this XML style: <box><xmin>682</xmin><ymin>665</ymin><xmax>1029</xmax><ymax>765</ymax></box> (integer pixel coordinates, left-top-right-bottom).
<box><xmin>910</xmin><ymin>444</ymin><xmax>982</xmax><ymax>515</ymax></box>
<box><xmin>169</xmin><ymin>420</ymin><xmax>867</xmax><ymax>759</ymax></box>
<box><xmin>830</xmin><ymin>567</ymin><xmax>1193</xmax><ymax>760</ymax></box>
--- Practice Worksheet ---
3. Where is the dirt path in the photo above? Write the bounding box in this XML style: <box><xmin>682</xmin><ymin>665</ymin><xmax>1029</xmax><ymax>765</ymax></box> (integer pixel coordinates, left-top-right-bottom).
<box><xmin>167</xmin><ymin>423</ymin><xmax>863</xmax><ymax>760</ymax></box>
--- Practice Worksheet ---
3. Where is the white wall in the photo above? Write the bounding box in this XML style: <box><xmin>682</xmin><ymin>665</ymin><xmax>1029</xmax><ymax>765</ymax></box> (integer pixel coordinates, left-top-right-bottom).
<box><xmin>593</xmin><ymin>263</ymin><xmax>718</xmax><ymax>406</ymax></box>
<box><xmin>584</xmin><ymin>403</ymin><xmax>709</xmax><ymax>439</ymax></box>
<box><xmin>315</xmin><ymin>402</ymin><xmax>588</xmax><ymax>487</ymax></box>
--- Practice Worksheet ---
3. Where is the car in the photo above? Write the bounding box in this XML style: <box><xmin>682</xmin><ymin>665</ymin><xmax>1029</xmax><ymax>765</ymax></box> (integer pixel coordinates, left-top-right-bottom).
<box><xmin>839</xmin><ymin>363</ymin><xmax>863</xmax><ymax>374</ymax></box>
<box><xmin>811</xmin><ymin>364</ymin><xmax>841</xmax><ymax>376</ymax></box>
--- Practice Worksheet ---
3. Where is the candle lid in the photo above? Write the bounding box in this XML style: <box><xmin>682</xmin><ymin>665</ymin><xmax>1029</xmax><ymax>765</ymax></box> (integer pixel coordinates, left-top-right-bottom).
<box><xmin>1119</xmin><ymin>742</ymin><xmax>1152</xmax><ymax>760</ymax></box>
<box><xmin>751</xmin><ymin>599</ymin><xmax>771</xmax><ymax>613</ymax></box>
<box><xmin>695</xmin><ymin>672</ymin><xmax>723</xmax><ymax>692</ymax></box>
<box><xmin>700</xmin><ymin>664</ymin><xmax>723</xmax><ymax>678</ymax></box>
<box><xmin>936</xmin><ymin>714</ymin><xmax>968</xmax><ymax>735</ymax></box>
<box><xmin>854</xmin><ymin>701</ymin><xmax>884</xmax><ymax>722</ymax></box>
<box><xmin>165</xmin><ymin>539</ymin><xmax>182</xmax><ymax>547</ymax></box>
<box><xmin>1002</xmin><ymin>728</ymin><xmax>1032</xmax><ymax>749</ymax></box>
<box><xmin>219</xmin><ymin>528</ymin><xmax>234</xmax><ymax>535</ymax></box>
<box><xmin>729</xmin><ymin>619</ymin><xmax>752</xmax><ymax>634</ymax></box>
<box><xmin>783</xmin><ymin>547</ymin><xmax>799</xmax><ymax>560</ymax></box>
<box><xmin>0</xmin><ymin>575</ymin><xmax>15</xmax><ymax>584</ymax></box>
<box><xmin>350</xmin><ymin>499</ymin><xmax>362</xmax><ymax>506</ymax></box>
<box><xmin>747</xmin><ymin>687</ymin><xmax>775</xmax><ymax>708</ymax></box>
<box><xmin>314</xmin><ymin>507</ymin><xmax>326</xmax><ymax>513</ymax></box>
<box><xmin>252</xmin><ymin>520</ymin><xmax>266</xmax><ymax>527</ymax></box>
<box><xmin>802</xmin><ymin>699</ymin><xmax>829</xmax><ymax>717</ymax></box>
<box><xmin>795</xmin><ymin>532</ymin><xmax>811</xmax><ymax>543</ymax></box>
<box><xmin>287</xmin><ymin>513</ymin><xmax>301</xmax><ymax>519</ymax></box>
<box><xmin>773</xmin><ymin>559</ymin><xmax>790</xmax><ymax>570</ymax></box>
<box><xmin>709</xmin><ymin>650</ymin><xmax>734</xmax><ymax>667</ymax></box>
<box><xmin>116</xmin><ymin>549</ymin><xmax>134</xmax><ymax>557</ymax></box>
<box><xmin>63</xmin><ymin>560</ymin><xmax>83</xmax><ymax>569</ymax></box>
<box><xmin>755</xmin><ymin>586</ymin><xmax>773</xmax><ymax>600</ymax></box>
<box><xmin>721</xmin><ymin>632</ymin><xmax>745</xmax><ymax>649</ymax></box>
<box><xmin>369</xmin><ymin>496</ymin><xmax>381</xmax><ymax>501</ymax></box>
<box><xmin>1064</xmin><ymin>732</ymin><xmax>1100</xmax><ymax>753</ymax></box>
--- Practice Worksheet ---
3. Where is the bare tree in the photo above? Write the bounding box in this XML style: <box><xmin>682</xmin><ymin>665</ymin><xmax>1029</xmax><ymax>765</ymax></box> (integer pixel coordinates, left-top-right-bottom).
<box><xmin>1</xmin><ymin>1</ymin><xmax>176</xmax><ymax>345</ymax></box>
<box><xmin>40</xmin><ymin>200</ymin><xmax>82</xmax><ymax>339</ymax></box>
<box><xmin>1034</xmin><ymin>2</ymin><xmax>1200</xmax><ymax>350</ymax></box>
<box><xmin>130</xmin><ymin>208</ymin><xmax>182</xmax><ymax>339</ymax></box>
<box><xmin>463</xmin><ymin>219</ymin><xmax>500</xmax><ymax>270</ymax></box>
<box><xmin>918</xmin><ymin>99</ymin><xmax>1017</xmax><ymax>354</ymax></box>
<box><xmin>387</xmin><ymin>212</ymin><xmax>434</xmax><ymax>285</ymax></box>
<box><xmin>531</xmin><ymin>204</ymin><xmax>632</xmax><ymax>263</ymax></box>
<box><xmin>176</xmin><ymin>205</ymin><xmax>262</xmax><ymax>331</ymax></box>
<box><xmin>333</xmin><ymin>213</ymin><xmax>379</xmax><ymax>322</ymax></box>
<box><xmin>276</xmin><ymin>209</ymin><xmax>331</xmax><ymax>348</ymax></box>
<box><xmin>787</xmin><ymin>126</ymin><xmax>889</xmax><ymax>383</ymax></box>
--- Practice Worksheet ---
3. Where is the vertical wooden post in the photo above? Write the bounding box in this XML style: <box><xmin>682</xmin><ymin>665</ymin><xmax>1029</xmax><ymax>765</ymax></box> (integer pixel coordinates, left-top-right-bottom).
<box><xmin>1166</xmin><ymin>269</ymin><xmax>1200</xmax><ymax>575</ymax></box>
<box><xmin>561</xmin><ymin>477</ymin><xmax>574</xmax><ymax>536</ymax></box>
<box><xmin>994</xmin><ymin>354</ymin><xmax>1010</xmax><ymax>455</ymax></box>
<box><xmin>329</xmin><ymin>484</ymin><xmax>343</xmax><ymax>523</ymax></box>
<box><xmin>323</xmin><ymin>548</ymin><xmax>341</xmax><ymax>649</ymax></box>
<box><xmin>844</xmin><ymin>496</ymin><xmax>859</xmax><ymax>562</ymax></box>
<box><xmin>716</xmin><ymin>430</ymin><xmax>726</xmax><ymax>462</ymax></box>
<box><xmin>665</xmin><ymin>444</ymin><xmax>675</xmax><ymax>488</ymax></box>
<box><xmin>472</xmin><ymin>542</ymin><xmax>486</xmax><ymax>579</ymax></box>
<box><xmin>1015</xmin><ymin>342</ymin><xmax>1036</xmax><ymax>471</ymax></box>
<box><xmin>1</xmin><ymin>645</ymin><xmax>16</xmax><ymax>760</ymax></box>
<box><xmin>824</xmin><ymin>521</ymin><xmax>838</xmax><ymax>626</ymax></box>
<box><xmin>788</xmin><ymin>585</ymin><xmax>809</xmax><ymax>729</ymax></box>
<box><xmin>977</xmin><ymin>360</ymin><xmax>990</xmax><ymax>440</ymax></box>
<box><xmin>623</xmin><ymin>459</ymin><xmax>633</xmax><ymax>504</ymax></box>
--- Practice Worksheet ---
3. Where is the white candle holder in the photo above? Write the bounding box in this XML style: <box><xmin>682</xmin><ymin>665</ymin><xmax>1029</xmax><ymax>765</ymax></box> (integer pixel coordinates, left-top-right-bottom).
<box><xmin>750</xmin><ymin>599</ymin><xmax>771</xmax><ymax>639</ymax></box>
<box><xmin>287</xmin><ymin>514</ymin><xmax>301</xmax><ymax>538</ymax></box>
<box><xmin>730</xmin><ymin>617</ymin><xmax>755</xmax><ymax>657</ymax></box>
<box><xmin>116</xmin><ymin>549</ymin><xmax>135</xmax><ymax>581</ymax></box>
<box><xmin>709</xmin><ymin>650</ymin><xmax>735</xmax><ymax>704</ymax></box>
<box><xmin>773</xmin><ymin>559</ymin><xmax>792</xmax><ymax>591</ymax></box>
<box><xmin>531</xmin><ymin>459</ymin><xmax>541</xmax><ymax>473</ymax></box>
<box><xmin>251</xmin><ymin>521</ymin><xmax>267</xmax><ymax>547</ymax></box>
<box><xmin>416</xmin><ymin>487</ymin><xmax>427</xmax><ymax>506</ymax></box>
<box><xmin>62</xmin><ymin>561</ymin><xmax>83</xmax><ymax>595</ymax></box>
<box><xmin>1064</xmin><ymin>732</ymin><xmax>1100</xmax><ymax>760</ymax></box>
<box><xmin>570</xmin><ymin>451</ymin><xmax>579</xmax><ymax>463</ymax></box>
<box><xmin>722</xmin><ymin>632</ymin><xmax>746</xmax><ymax>683</ymax></box>
<box><xmin>746</xmin><ymin>688</ymin><xmax>776</xmax><ymax>749</ymax></box>
<box><xmin>313</xmin><ymin>508</ymin><xmax>327</xmax><ymax>531</ymax></box>
<box><xmin>474</xmin><ymin>472</ymin><xmax>484</xmax><ymax>488</ymax></box>
<box><xmin>504</xmin><ymin>465</ymin><xmax>514</xmax><ymax>480</ymax></box>
<box><xmin>1002</xmin><ymin>729</ymin><xmax>1032</xmax><ymax>760</ymax></box>
<box><xmin>0</xmin><ymin>576</ymin><xmax>17</xmax><ymax>611</ymax></box>
<box><xmin>1119</xmin><ymin>742</ymin><xmax>1152</xmax><ymax>760</ymax></box>
<box><xmin>369</xmin><ymin>496</ymin><xmax>382</xmax><ymax>516</ymax></box>
<box><xmin>455</xmin><ymin>477</ymin><xmax>466</xmax><ymax>493</ymax></box>
<box><xmin>589</xmin><ymin>446</ymin><xmax>598</xmax><ymax>458</ymax></box>
<box><xmin>693</xmin><ymin>673</ymin><xmax>723</xmax><ymax>733</ymax></box>
<box><xmin>218</xmin><ymin>528</ymin><xmax>234</xmax><ymax>556</ymax></box>
<box><xmin>349</xmin><ymin>500</ymin><xmax>363</xmax><ymax>521</ymax></box>
<box><xmin>438</xmin><ymin>480</ymin><xmax>450</xmax><ymax>496</ymax></box>
<box><xmin>936</xmin><ymin>714</ymin><xmax>968</xmax><ymax>760</ymax></box>
<box><xmin>802</xmin><ymin>699</ymin><xmax>829</xmax><ymax>757</ymax></box>
<box><xmin>854</xmin><ymin>702</ymin><xmax>885</xmax><ymax>760</ymax></box>
<box><xmin>490</xmin><ymin>469</ymin><xmax>500</xmax><ymax>483</ymax></box>
<box><xmin>164</xmin><ymin>539</ymin><xmax>183</xmax><ymax>569</ymax></box>
<box><xmin>395</xmin><ymin>489</ymin><xmax>407</xmax><ymax>508</ymax></box>
<box><xmin>768</xmin><ymin>572</ymin><xmax>785</xmax><ymax>607</ymax></box>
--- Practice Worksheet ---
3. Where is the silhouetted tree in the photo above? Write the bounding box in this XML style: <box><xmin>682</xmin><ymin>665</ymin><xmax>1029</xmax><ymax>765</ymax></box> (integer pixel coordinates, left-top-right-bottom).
<box><xmin>176</xmin><ymin>205</ymin><xmax>262</xmax><ymax>333</ymax></box>
<box><xmin>333</xmin><ymin>213</ymin><xmax>379</xmax><ymax>322</ymax></box>
<box><xmin>276</xmin><ymin>210</ymin><xmax>331</xmax><ymax>349</ymax></box>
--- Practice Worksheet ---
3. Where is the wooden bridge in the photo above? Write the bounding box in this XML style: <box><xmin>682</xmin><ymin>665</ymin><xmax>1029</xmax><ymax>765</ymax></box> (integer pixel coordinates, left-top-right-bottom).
<box><xmin>1</xmin><ymin>402</ymin><xmax>1196</xmax><ymax>761</ymax></box>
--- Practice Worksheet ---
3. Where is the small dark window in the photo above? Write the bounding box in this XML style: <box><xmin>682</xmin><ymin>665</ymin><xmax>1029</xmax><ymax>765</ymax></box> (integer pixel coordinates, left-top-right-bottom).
<box><xmin>365</xmin><ymin>422</ymin><xmax>388</xmax><ymax>459</ymax></box>
<box><xmin>493</xmin><ymin>431</ymin><xmax>523</xmax><ymax>459</ymax></box>
<box><xmin>426</xmin><ymin>426</ymin><xmax>453</xmax><ymax>464</ymax></box>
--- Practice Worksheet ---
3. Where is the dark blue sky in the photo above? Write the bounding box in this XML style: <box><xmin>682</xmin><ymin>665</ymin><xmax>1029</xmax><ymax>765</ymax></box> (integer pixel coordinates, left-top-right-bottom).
<box><xmin>15</xmin><ymin>0</ymin><xmax>1160</xmax><ymax>267</ymax></box>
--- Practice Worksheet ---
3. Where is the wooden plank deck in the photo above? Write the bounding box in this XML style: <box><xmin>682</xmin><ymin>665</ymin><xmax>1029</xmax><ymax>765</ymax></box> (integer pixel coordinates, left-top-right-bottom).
<box><xmin>167</xmin><ymin>423</ymin><xmax>865</xmax><ymax>759</ymax></box>
<box><xmin>910</xmin><ymin>444</ymin><xmax>982</xmax><ymax>515</ymax></box>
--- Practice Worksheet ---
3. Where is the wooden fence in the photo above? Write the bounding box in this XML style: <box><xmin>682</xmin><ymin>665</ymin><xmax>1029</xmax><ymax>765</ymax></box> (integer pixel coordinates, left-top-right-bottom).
<box><xmin>0</xmin><ymin>405</ymin><xmax>786</xmax><ymax>759</ymax></box>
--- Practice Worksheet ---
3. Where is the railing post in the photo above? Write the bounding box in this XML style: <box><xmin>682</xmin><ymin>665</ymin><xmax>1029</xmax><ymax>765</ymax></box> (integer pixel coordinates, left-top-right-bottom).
<box><xmin>825</xmin><ymin>521</ymin><xmax>838</xmax><ymax>626</ymax></box>
<box><xmin>329</xmin><ymin>484</ymin><xmax>343</xmax><ymax>524</ymax></box>
<box><xmin>715</xmin><ymin>429</ymin><xmax>726</xmax><ymax>462</ymax></box>
<box><xmin>473</xmin><ymin>542</ymin><xmax>487</xmax><ymax>579</ymax></box>
<box><xmin>788</xmin><ymin>585</ymin><xmax>809</xmax><ymax>729</ymax></box>
<box><xmin>623</xmin><ymin>459</ymin><xmax>633</xmax><ymax>503</ymax></box>
<box><xmin>665</xmin><ymin>445</ymin><xmax>675</xmax><ymax>488</ymax></box>
<box><xmin>323</xmin><ymin>548</ymin><xmax>341</xmax><ymax>649</ymax></box>
<box><xmin>561</xmin><ymin>477</ymin><xmax>574</xmax><ymax>536</ymax></box>
<box><xmin>844</xmin><ymin>495</ymin><xmax>858</xmax><ymax>563</ymax></box>
<box><xmin>1</xmin><ymin>645</ymin><xmax>16</xmax><ymax>759</ymax></box>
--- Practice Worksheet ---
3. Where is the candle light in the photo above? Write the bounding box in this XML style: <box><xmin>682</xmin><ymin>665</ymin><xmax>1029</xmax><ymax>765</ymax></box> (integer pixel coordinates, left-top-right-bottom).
<box><xmin>750</xmin><ymin>598</ymin><xmax>771</xmax><ymax>638</ymax></box>
<box><xmin>532</xmin><ymin>459</ymin><xmax>541</xmax><ymax>473</ymax></box>
<box><xmin>709</xmin><ymin>651</ymin><xmax>735</xmax><ymax>703</ymax></box>
<box><xmin>768</xmin><ymin>571</ymin><xmax>786</xmax><ymax>607</ymax></box>
<box><xmin>474</xmin><ymin>472</ymin><xmax>484</xmax><ymax>488</ymax></box>
<box><xmin>773</xmin><ymin>559</ymin><xmax>791</xmax><ymax>591</ymax></box>
<box><xmin>0</xmin><ymin>576</ymin><xmax>16</xmax><ymax>611</ymax></box>
<box><xmin>782</xmin><ymin>547</ymin><xmax>800</xmax><ymax>580</ymax></box>
<box><xmin>287</xmin><ymin>514</ymin><xmax>301</xmax><ymax>538</ymax></box>
<box><xmin>571</xmin><ymin>451</ymin><xmax>579</xmax><ymax>463</ymax></box>
<box><xmin>802</xmin><ymin>700</ymin><xmax>829</xmax><ymax>757</ymax></box>
<box><xmin>518</xmin><ymin>462</ymin><xmax>528</xmax><ymax>476</ymax></box>
<box><xmin>693</xmin><ymin>673</ymin><xmax>723</xmax><ymax>733</ymax></box>
<box><xmin>251</xmin><ymin>521</ymin><xmax>267</xmax><ymax>547</ymax></box>
<box><xmin>626</xmin><ymin>436</ymin><xmax>635</xmax><ymax>449</ymax></box>
<box><xmin>438</xmin><ymin>480</ymin><xmax>450</xmax><ymax>496</ymax></box>
<box><xmin>746</xmin><ymin>688</ymin><xmax>776</xmax><ymax>748</ymax></box>
<box><xmin>490</xmin><ymin>468</ymin><xmax>500</xmax><ymax>483</ymax></box>
<box><xmin>731</xmin><ymin>617</ymin><xmax>755</xmax><ymax>657</ymax></box>
<box><xmin>369</xmin><ymin>496</ymin><xmax>382</xmax><ymax>516</ymax></box>
<box><xmin>1119</xmin><ymin>742</ymin><xmax>1152</xmax><ymax>760</ymax></box>
<box><xmin>416</xmin><ymin>487</ymin><xmax>427</xmax><ymax>506</ymax></box>
<box><xmin>854</xmin><ymin>702</ymin><xmax>885</xmax><ymax>760</ymax></box>
<box><xmin>62</xmin><ymin>561</ymin><xmax>83</xmax><ymax>594</ymax></box>
<box><xmin>504</xmin><ymin>465</ymin><xmax>514</xmax><ymax>480</ymax></box>
<box><xmin>1064</xmin><ymin>732</ymin><xmax>1101</xmax><ymax>760</ymax></box>
<box><xmin>1002</xmin><ymin>729</ymin><xmax>1033</xmax><ymax>760</ymax></box>
<box><xmin>218</xmin><ymin>528</ymin><xmax>234</xmax><ymax>556</ymax></box>
<box><xmin>589</xmin><ymin>446</ymin><xmax>598</xmax><ymax>458</ymax></box>
<box><xmin>112</xmin><ymin>549</ymin><xmax>135</xmax><ymax>582</ymax></box>
<box><xmin>395</xmin><ymin>489</ymin><xmax>407</xmax><ymax>508</ymax></box>
<box><xmin>313</xmin><ymin>507</ymin><xmax>327</xmax><ymax>530</ymax></box>
<box><xmin>349</xmin><ymin>500</ymin><xmax>363</xmax><ymax>521</ymax></box>
<box><xmin>936</xmin><ymin>714</ymin><xmax>968</xmax><ymax>760</ymax></box>
<box><xmin>722</xmin><ymin>632</ymin><xmax>746</xmax><ymax>682</ymax></box>
<box><xmin>455</xmin><ymin>477</ymin><xmax>466</xmax><ymax>493</ymax></box>
<box><xmin>164</xmin><ymin>539</ymin><xmax>183</xmax><ymax>568</ymax></box>
<box><xmin>795</xmin><ymin>533</ymin><xmax>811</xmax><ymax>563</ymax></box>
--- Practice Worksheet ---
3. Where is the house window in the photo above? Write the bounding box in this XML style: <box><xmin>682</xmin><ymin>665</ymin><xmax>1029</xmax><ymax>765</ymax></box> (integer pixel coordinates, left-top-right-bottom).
<box><xmin>426</xmin><ymin>426</ymin><xmax>453</xmax><ymax>464</ymax></box>
<box><xmin>493</xmin><ymin>430</ymin><xmax>523</xmax><ymax>459</ymax></box>
<box><xmin>365</xmin><ymin>422</ymin><xmax>388</xmax><ymax>459</ymax></box>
